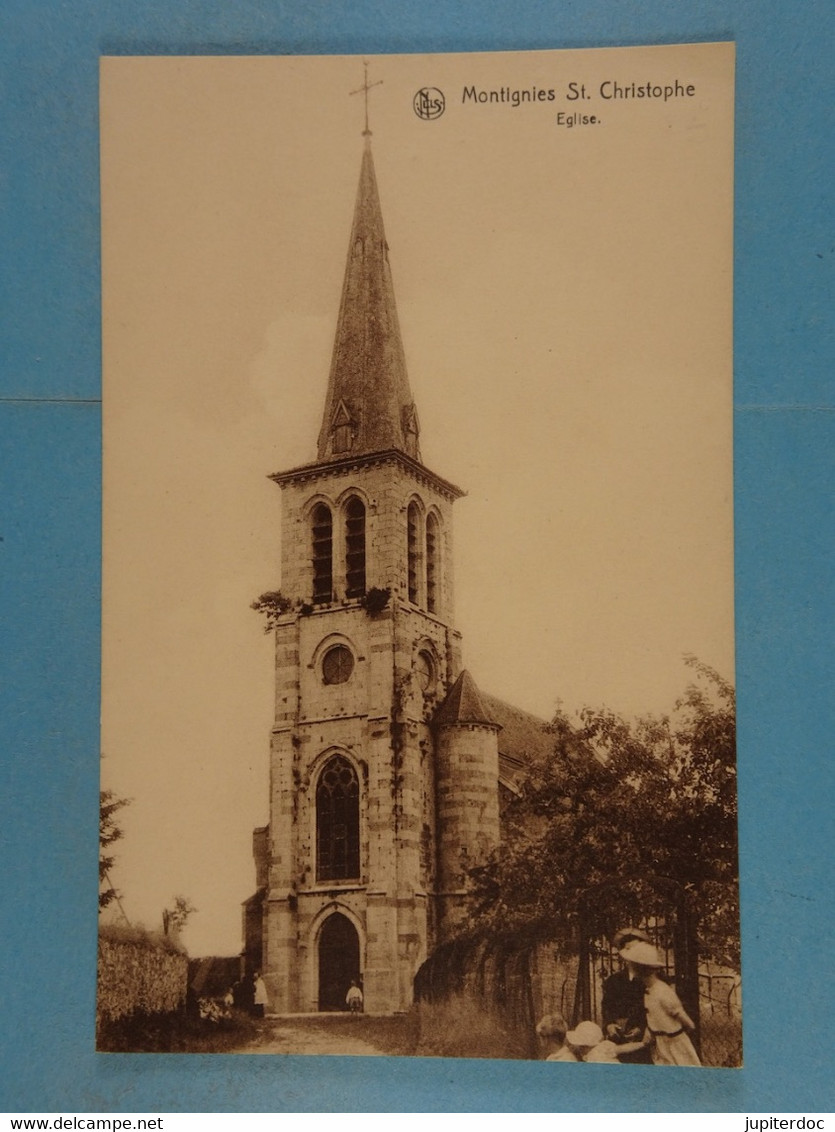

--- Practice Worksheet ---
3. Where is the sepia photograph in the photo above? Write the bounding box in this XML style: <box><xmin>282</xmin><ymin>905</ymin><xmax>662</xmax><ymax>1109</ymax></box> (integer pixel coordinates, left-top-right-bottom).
<box><xmin>98</xmin><ymin>43</ymin><xmax>738</xmax><ymax>1065</ymax></box>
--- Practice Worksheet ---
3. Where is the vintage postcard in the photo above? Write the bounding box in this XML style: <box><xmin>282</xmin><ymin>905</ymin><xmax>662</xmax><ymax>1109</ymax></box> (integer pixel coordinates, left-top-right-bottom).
<box><xmin>98</xmin><ymin>43</ymin><xmax>737</xmax><ymax>1064</ymax></box>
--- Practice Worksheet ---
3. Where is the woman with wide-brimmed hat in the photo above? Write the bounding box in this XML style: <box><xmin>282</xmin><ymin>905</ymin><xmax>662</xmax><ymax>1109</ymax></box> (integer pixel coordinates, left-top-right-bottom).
<box><xmin>601</xmin><ymin>927</ymin><xmax>654</xmax><ymax>1064</ymax></box>
<box><xmin>619</xmin><ymin>940</ymin><xmax>701</xmax><ymax>1066</ymax></box>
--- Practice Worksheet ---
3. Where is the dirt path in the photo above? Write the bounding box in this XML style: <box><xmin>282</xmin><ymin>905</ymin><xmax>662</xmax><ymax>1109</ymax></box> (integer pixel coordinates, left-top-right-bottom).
<box><xmin>235</xmin><ymin>1016</ymin><xmax>393</xmax><ymax>1056</ymax></box>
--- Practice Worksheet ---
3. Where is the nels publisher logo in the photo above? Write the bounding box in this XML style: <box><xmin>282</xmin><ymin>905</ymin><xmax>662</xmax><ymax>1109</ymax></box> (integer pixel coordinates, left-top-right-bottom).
<box><xmin>413</xmin><ymin>87</ymin><xmax>445</xmax><ymax>120</ymax></box>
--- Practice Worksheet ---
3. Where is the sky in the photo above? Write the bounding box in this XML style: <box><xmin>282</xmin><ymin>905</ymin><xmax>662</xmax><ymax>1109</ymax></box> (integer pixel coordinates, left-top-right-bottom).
<box><xmin>100</xmin><ymin>44</ymin><xmax>735</xmax><ymax>956</ymax></box>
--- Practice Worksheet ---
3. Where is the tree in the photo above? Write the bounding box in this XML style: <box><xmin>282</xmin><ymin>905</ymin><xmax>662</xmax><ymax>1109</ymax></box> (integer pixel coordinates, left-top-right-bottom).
<box><xmin>468</xmin><ymin>658</ymin><xmax>739</xmax><ymax>974</ymax></box>
<box><xmin>162</xmin><ymin>895</ymin><xmax>197</xmax><ymax>938</ymax></box>
<box><xmin>250</xmin><ymin>590</ymin><xmax>292</xmax><ymax>632</ymax></box>
<box><xmin>99</xmin><ymin>788</ymin><xmax>130</xmax><ymax>911</ymax></box>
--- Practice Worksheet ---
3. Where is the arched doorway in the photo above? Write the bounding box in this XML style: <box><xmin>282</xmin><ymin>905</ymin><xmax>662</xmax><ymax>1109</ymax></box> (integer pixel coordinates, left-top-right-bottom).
<box><xmin>318</xmin><ymin>911</ymin><xmax>360</xmax><ymax>1012</ymax></box>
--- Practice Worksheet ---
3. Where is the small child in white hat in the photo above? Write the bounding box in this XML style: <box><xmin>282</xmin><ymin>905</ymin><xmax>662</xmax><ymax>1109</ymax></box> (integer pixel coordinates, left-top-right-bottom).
<box><xmin>565</xmin><ymin>1020</ymin><xmax>648</xmax><ymax>1063</ymax></box>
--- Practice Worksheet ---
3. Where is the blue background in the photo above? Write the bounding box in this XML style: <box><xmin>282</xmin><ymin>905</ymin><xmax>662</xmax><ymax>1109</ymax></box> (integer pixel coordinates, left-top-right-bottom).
<box><xmin>1</xmin><ymin>0</ymin><xmax>833</xmax><ymax>1113</ymax></box>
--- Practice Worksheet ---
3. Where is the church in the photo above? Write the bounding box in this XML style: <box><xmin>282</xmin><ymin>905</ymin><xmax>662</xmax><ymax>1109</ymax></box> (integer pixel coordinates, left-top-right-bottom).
<box><xmin>243</xmin><ymin>120</ymin><xmax>550</xmax><ymax>1015</ymax></box>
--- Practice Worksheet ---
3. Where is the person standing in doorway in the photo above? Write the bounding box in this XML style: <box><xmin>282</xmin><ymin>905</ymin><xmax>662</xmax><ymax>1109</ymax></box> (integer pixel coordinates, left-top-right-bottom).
<box><xmin>346</xmin><ymin>979</ymin><xmax>363</xmax><ymax>1014</ymax></box>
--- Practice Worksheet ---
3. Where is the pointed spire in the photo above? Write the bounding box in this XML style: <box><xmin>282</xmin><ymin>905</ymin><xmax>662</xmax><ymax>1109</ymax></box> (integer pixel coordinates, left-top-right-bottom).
<box><xmin>435</xmin><ymin>670</ymin><xmax>501</xmax><ymax>730</ymax></box>
<box><xmin>316</xmin><ymin>140</ymin><xmax>421</xmax><ymax>463</ymax></box>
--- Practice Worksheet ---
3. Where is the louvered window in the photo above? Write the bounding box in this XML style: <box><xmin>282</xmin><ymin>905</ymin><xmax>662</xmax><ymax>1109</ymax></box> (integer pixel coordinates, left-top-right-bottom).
<box><xmin>312</xmin><ymin>504</ymin><xmax>333</xmax><ymax>603</ymax></box>
<box><xmin>345</xmin><ymin>497</ymin><xmax>366</xmax><ymax>599</ymax></box>
<box><xmin>332</xmin><ymin>422</ymin><xmax>351</xmax><ymax>453</ymax></box>
<box><xmin>426</xmin><ymin>512</ymin><xmax>439</xmax><ymax>614</ymax></box>
<box><xmin>407</xmin><ymin>501</ymin><xmax>420</xmax><ymax>604</ymax></box>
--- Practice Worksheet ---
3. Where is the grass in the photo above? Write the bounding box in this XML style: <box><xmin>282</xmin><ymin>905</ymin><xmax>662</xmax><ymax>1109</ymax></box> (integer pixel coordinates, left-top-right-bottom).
<box><xmin>414</xmin><ymin>994</ymin><xmax>535</xmax><ymax>1060</ymax></box>
<box><xmin>97</xmin><ymin>1007</ymin><xmax>259</xmax><ymax>1053</ymax></box>
<box><xmin>699</xmin><ymin>1011</ymin><xmax>743</xmax><ymax>1068</ymax></box>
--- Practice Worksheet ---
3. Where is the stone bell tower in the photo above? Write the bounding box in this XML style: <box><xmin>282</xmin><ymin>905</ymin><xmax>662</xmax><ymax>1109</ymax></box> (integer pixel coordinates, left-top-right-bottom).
<box><xmin>246</xmin><ymin>117</ymin><xmax>500</xmax><ymax>1014</ymax></box>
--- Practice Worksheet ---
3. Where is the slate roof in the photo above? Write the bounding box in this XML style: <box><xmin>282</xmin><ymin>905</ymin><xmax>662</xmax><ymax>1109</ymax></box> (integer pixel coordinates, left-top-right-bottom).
<box><xmin>316</xmin><ymin>140</ymin><xmax>420</xmax><ymax>463</ymax></box>
<box><xmin>434</xmin><ymin>669</ymin><xmax>500</xmax><ymax>729</ymax></box>
<box><xmin>434</xmin><ymin>672</ymin><xmax>554</xmax><ymax>795</ymax></box>
<box><xmin>481</xmin><ymin>692</ymin><xmax>554</xmax><ymax>795</ymax></box>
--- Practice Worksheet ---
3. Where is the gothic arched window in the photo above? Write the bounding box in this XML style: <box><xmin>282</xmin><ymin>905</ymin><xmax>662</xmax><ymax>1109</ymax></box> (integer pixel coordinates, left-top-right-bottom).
<box><xmin>311</xmin><ymin>503</ymin><xmax>333</xmax><ymax>603</ymax></box>
<box><xmin>344</xmin><ymin>497</ymin><xmax>366</xmax><ymax>599</ymax></box>
<box><xmin>407</xmin><ymin>501</ymin><xmax>421</xmax><ymax>604</ymax></box>
<box><xmin>316</xmin><ymin>755</ymin><xmax>360</xmax><ymax>882</ymax></box>
<box><xmin>426</xmin><ymin>512</ymin><xmax>440</xmax><ymax>614</ymax></box>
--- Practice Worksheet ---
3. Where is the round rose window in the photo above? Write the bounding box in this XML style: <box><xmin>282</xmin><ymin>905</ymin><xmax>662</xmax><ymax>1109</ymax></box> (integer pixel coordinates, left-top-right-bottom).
<box><xmin>322</xmin><ymin>644</ymin><xmax>354</xmax><ymax>685</ymax></box>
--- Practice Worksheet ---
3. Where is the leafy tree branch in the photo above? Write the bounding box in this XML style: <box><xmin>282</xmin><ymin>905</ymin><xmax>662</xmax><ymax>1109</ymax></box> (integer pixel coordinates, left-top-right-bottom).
<box><xmin>466</xmin><ymin>658</ymin><xmax>738</xmax><ymax>968</ymax></box>
<box><xmin>99</xmin><ymin>788</ymin><xmax>131</xmax><ymax>911</ymax></box>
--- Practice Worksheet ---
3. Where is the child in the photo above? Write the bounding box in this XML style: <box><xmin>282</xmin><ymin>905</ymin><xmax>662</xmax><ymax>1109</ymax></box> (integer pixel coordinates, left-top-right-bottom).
<box><xmin>536</xmin><ymin>1013</ymin><xmax>577</xmax><ymax>1061</ymax></box>
<box><xmin>619</xmin><ymin>940</ymin><xmax>701</xmax><ymax>1066</ymax></box>
<box><xmin>346</xmin><ymin>979</ymin><xmax>364</xmax><ymax>1013</ymax></box>
<box><xmin>566</xmin><ymin>1020</ymin><xmax>649</xmax><ymax>1063</ymax></box>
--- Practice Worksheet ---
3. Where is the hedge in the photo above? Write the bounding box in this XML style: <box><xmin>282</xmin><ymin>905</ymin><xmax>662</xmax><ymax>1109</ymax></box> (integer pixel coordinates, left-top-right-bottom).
<box><xmin>97</xmin><ymin>926</ymin><xmax>188</xmax><ymax>1027</ymax></box>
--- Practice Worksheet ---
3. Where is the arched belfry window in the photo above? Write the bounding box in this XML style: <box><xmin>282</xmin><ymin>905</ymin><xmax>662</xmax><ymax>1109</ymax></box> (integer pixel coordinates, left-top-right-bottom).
<box><xmin>344</xmin><ymin>497</ymin><xmax>366</xmax><ymax>599</ymax></box>
<box><xmin>407</xmin><ymin>501</ymin><xmax>421</xmax><ymax>604</ymax></box>
<box><xmin>426</xmin><ymin>512</ymin><xmax>440</xmax><ymax>614</ymax></box>
<box><xmin>316</xmin><ymin>755</ymin><xmax>360</xmax><ymax>882</ymax></box>
<box><xmin>312</xmin><ymin>503</ymin><xmax>333</xmax><ymax>603</ymax></box>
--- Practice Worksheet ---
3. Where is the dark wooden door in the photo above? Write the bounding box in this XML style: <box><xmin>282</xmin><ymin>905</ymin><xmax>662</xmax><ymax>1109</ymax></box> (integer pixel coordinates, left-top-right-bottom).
<box><xmin>318</xmin><ymin>912</ymin><xmax>360</xmax><ymax>1011</ymax></box>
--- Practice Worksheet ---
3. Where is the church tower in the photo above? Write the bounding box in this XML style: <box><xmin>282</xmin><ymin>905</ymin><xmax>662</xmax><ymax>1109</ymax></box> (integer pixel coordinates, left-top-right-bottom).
<box><xmin>249</xmin><ymin>124</ymin><xmax>500</xmax><ymax>1014</ymax></box>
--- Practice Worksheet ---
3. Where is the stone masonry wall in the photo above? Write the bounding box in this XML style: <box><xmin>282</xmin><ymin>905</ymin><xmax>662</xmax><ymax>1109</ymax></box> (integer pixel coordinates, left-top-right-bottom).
<box><xmin>260</xmin><ymin>454</ymin><xmax>466</xmax><ymax>1012</ymax></box>
<box><xmin>276</xmin><ymin>457</ymin><xmax>456</xmax><ymax>616</ymax></box>
<box><xmin>435</xmin><ymin>722</ymin><xmax>500</xmax><ymax>939</ymax></box>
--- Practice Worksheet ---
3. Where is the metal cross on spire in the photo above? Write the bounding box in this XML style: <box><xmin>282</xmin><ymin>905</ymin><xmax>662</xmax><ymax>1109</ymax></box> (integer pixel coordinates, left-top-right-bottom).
<box><xmin>350</xmin><ymin>61</ymin><xmax>383</xmax><ymax>137</ymax></box>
